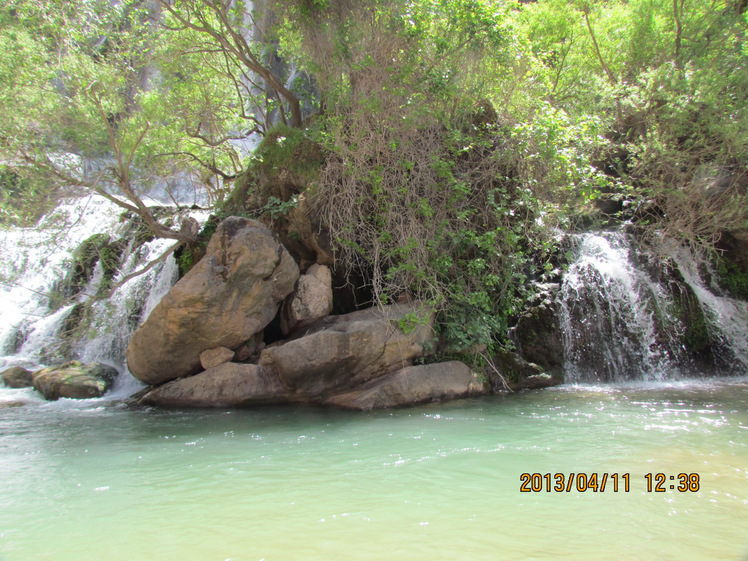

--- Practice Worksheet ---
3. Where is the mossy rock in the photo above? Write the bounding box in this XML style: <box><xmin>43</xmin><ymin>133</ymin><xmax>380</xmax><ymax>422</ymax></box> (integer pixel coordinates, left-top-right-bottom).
<box><xmin>58</xmin><ymin>233</ymin><xmax>111</xmax><ymax>300</ymax></box>
<box><xmin>53</xmin><ymin>233</ymin><xmax>127</xmax><ymax>305</ymax></box>
<box><xmin>669</xmin><ymin>280</ymin><xmax>712</xmax><ymax>358</ymax></box>
<box><xmin>223</xmin><ymin>125</ymin><xmax>325</xmax><ymax>217</ymax></box>
<box><xmin>715</xmin><ymin>255</ymin><xmax>748</xmax><ymax>301</ymax></box>
<box><xmin>487</xmin><ymin>348</ymin><xmax>561</xmax><ymax>392</ymax></box>
<box><xmin>32</xmin><ymin>361</ymin><xmax>119</xmax><ymax>400</ymax></box>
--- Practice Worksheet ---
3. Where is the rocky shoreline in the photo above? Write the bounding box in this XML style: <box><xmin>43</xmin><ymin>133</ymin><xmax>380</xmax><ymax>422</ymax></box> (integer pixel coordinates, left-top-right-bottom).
<box><xmin>3</xmin><ymin>216</ymin><xmax>548</xmax><ymax>409</ymax></box>
<box><xmin>126</xmin><ymin>216</ymin><xmax>497</xmax><ymax>409</ymax></box>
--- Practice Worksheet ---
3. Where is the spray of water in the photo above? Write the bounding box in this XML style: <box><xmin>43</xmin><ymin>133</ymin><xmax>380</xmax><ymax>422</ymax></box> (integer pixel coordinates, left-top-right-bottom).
<box><xmin>559</xmin><ymin>231</ymin><xmax>748</xmax><ymax>382</ymax></box>
<box><xmin>0</xmin><ymin>194</ymin><xmax>209</xmax><ymax>397</ymax></box>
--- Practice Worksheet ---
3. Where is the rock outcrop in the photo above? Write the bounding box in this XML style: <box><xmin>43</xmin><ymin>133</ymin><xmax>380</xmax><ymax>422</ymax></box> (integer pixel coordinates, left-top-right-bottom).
<box><xmin>1</xmin><ymin>366</ymin><xmax>33</xmax><ymax>388</ymax></box>
<box><xmin>487</xmin><ymin>348</ymin><xmax>561</xmax><ymax>391</ymax></box>
<box><xmin>260</xmin><ymin>304</ymin><xmax>434</xmax><ymax>397</ymax></box>
<box><xmin>135</xmin><ymin>303</ymin><xmax>472</xmax><ymax>409</ymax></box>
<box><xmin>126</xmin><ymin>217</ymin><xmax>299</xmax><ymax>385</ymax></box>
<box><xmin>32</xmin><ymin>361</ymin><xmax>118</xmax><ymax>400</ymax></box>
<box><xmin>325</xmin><ymin>361</ymin><xmax>487</xmax><ymax>410</ymax></box>
<box><xmin>513</xmin><ymin>301</ymin><xmax>563</xmax><ymax>373</ymax></box>
<box><xmin>199</xmin><ymin>347</ymin><xmax>235</xmax><ymax>370</ymax></box>
<box><xmin>280</xmin><ymin>264</ymin><xmax>334</xmax><ymax>335</ymax></box>
<box><xmin>140</xmin><ymin>363</ymin><xmax>291</xmax><ymax>408</ymax></box>
<box><xmin>124</xmin><ymin>216</ymin><xmax>498</xmax><ymax>410</ymax></box>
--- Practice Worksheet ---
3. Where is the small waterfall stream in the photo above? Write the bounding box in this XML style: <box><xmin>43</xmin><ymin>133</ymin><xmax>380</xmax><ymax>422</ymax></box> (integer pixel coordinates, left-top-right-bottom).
<box><xmin>558</xmin><ymin>231</ymin><xmax>748</xmax><ymax>383</ymax></box>
<box><xmin>0</xmin><ymin>195</ymin><xmax>208</xmax><ymax>395</ymax></box>
<box><xmin>670</xmin><ymin>244</ymin><xmax>748</xmax><ymax>369</ymax></box>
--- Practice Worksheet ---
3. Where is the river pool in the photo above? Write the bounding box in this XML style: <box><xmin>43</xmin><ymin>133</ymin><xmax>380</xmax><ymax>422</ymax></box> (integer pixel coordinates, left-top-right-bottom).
<box><xmin>1</xmin><ymin>379</ymin><xmax>746</xmax><ymax>561</ymax></box>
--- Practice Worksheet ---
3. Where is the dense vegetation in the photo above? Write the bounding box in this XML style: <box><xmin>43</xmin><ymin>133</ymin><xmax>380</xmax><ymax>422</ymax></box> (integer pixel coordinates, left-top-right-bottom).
<box><xmin>1</xmin><ymin>0</ymin><xmax>746</xmax><ymax>360</ymax></box>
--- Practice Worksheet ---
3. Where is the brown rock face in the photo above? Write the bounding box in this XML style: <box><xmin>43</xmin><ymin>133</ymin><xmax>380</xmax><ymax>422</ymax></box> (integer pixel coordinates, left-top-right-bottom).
<box><xmin>32</xmin><ymin>361</ymin><xmax>118</xmax><ymax>400</ymax></box>
<box><xmin>140</xmin><ymin>363</ymin><xmax>291</xmax><ymax>408</ymax></box>
<box><xmin>260</xmin><ymin>304</ymin><xmax>434</xmax><ymax>396</ymax></box>
<box><xmin>1</xmin><ymin>366</ymin><xmax>33</xmax><ymax>388</ymax></box>
<box><xmin>199</xmin><ymin>347</ymin><xmax>235</xmax><ymax>370</ymax></box>
<box><xmin>280</xmin><ymin>264</ymin><xmax>333</xmax><ymax>335</ymax></box>
<box><xmin>126</xmin><ymin>217</ymin><xmax>299</xmax><ymax>385</ymax></box>
<box><xmin>325</xmin><ymin>361</ymin><xmax>487</xmax><ymax>410</ymax></box>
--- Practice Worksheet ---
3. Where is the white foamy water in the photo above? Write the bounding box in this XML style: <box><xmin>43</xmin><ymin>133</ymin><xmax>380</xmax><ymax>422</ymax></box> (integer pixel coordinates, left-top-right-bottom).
<box><xmin>558</xmin><ymin>231</ymin><xmax>748</xmax><ymax>382</ymax></box>
<box><xmin>558</xmin><ymin>232</ymin><xmax>679</xmax><ymax>383</ymax></box>
<box><xmin>671</xmin><ymin>245</ymin><xmax>748</xmax><ymax>373</ymax></box>
<box><xmin>0</xmin><ymin>194</ymin><xmax>209</xmax><ymax>395</ymax></box>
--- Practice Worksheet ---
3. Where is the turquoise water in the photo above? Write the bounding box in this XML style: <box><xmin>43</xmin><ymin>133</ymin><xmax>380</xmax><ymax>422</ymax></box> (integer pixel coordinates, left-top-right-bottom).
<box><xmin>1</xmin><ymin>379</ymin><xmax>747</xmax><ymax>561</ymax></box>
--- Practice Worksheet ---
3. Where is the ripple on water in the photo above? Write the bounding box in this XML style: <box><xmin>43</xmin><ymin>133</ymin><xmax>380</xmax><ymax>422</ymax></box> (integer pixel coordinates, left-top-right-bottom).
<box><xmin>0</xmin><ymin>380</ymin><xmax>746</xmax><ymax>560</ymax></box>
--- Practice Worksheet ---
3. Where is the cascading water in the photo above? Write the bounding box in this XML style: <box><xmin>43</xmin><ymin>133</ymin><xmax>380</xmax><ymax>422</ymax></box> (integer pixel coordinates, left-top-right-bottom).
<box><xmin>558</xmin><ymin>230</ymin><xmax>748</xmax><ymax>383</ymax></box>
<box><xmin>0</xmin><ymin>194</ymin><xmax>208</xmax><ymax>397</ymax></box>
<box><xmin>670</xmin><ymin>245</ymin><xmax>748</xmax><ymax>372</ymax></box>
<box><xmin>558</xmin><ymin>232</ymin><xmax>679</xmax><ymax>383</ymax></box>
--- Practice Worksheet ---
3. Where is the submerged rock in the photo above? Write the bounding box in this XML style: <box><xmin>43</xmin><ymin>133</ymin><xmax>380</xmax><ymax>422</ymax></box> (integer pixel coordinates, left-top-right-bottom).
<box><xmin>325</xmin><ymin>361</ymin><xmax>487</xmax><ymax>410</ymax></box>
<box><xmin>1</xmin><ymin>366</ymin><xmax>34</xmax><ymax>388</ymax></box>
<box><xmin>126</xmin><ymin>217</ymin><xmax>299</xmax><ymax>385</ymax></box>
<box><xmin>32</xmin><ymin>361</ymin><xmax>118</xmax><ymax>400</ymax></box>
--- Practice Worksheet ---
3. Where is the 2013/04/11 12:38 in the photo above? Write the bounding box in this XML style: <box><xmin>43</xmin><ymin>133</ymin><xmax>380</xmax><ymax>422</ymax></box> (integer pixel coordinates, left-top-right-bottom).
<box><xmin>519</xmin><ymin>472</ymin><xmax>701</xmax><ymax>493</ymax></box>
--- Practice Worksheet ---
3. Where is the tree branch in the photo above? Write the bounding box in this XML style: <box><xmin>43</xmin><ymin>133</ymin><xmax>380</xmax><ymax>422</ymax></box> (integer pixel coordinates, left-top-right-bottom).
<box><xmin>98</xmin><ymin>240</ymin><xmax>182</xmax><ymax>300</ymax></box>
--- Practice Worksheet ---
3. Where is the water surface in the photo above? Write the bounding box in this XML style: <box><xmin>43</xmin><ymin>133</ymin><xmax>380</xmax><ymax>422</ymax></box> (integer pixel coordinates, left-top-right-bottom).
<box><xmin>1</xmin><ymin>379</ymin><xmax>746</xmax><ymax>560</ymax></box>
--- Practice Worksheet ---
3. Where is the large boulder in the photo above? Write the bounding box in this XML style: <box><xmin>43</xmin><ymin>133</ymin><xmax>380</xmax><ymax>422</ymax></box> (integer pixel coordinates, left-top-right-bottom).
<box><xmin>140</xmin><ymin>363</ymin><xmax>291</xmax><ymax>408</ymax></box>
<box><xmin>325</xmin><ymin>361</ymin><xmax>487</xmax><ymax>410</ymax></box>
<box><xmin>126</xmin><ymin>217</ymin><xmax>299</xmax><ymax>385</ymax></box>
<box><xmin>199</xmin><ymin>347</ymin><xmax>235</xmax><ymax>370</ymax></box>
<box><xmin>280</xmin><ymin>264</ymin><xmax>333</xmax><ymax>335</ymax></box>
<box><xmin>1</xmin><ymin>366</ymin><xmax>33</xmax><ymax>388</ymax></box>
<box><xmin>32</xmin><ymin>361</ymin><xmax>119</xmax><ymax>400</ymax></box>
<box><xmin>260</xmin><ymin>303</ymin><xmax>435</xmax><ymax>397</ymax></box>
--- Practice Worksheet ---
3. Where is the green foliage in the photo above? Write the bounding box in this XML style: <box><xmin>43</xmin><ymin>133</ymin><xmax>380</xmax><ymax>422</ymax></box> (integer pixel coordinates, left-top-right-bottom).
<box><xmin>715</xmin><ymin>257</ymin><xmax>748</xmax><ymax>301</ymax></box>
<box><xmin>2</xmin><ymin>0</ymin><xmax>746</xmax><ymax>355</ymax></box>
<box><xmin>0</xmin><ymin>166</ymin><xmax>56</xmax><ymax>226</ymax></box>
<box><xmin>0</xmin><ymin>0</ymin><xmax>246</xmax><ymax>225</ymax></box>
<box><xmin>250</xmin><ymin>195</ymin><xmax>300</xmax><ymax>220</ymax></box>
<box><xmin>254</xmin><ymin>124</ymin><xmax>324</xmax><ymax>183</ymax></box>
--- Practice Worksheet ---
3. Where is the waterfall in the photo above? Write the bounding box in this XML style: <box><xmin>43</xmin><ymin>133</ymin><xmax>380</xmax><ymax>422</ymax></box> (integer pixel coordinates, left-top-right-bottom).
<box><xmin>0</xmin><ymin>195</ymin><xmax>208</xmax><ymax>396</ymax></box>
<box><xmin>670</xmin><ymin>245</ymin><xmax>748</xmax><ymax>372</ymax></box>
<box><xmin>558</xmin><ymin>231</ymin><xmax>748</xmax><ymax>383</ymax></box>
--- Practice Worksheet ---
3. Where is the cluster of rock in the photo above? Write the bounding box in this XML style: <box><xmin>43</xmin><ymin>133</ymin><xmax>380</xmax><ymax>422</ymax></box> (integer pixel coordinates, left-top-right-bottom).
<box><xmin>0</xmin><ymin>361</ymin><xmax>118</xmax><ymax>400</ymax></box>
<box><xmin>126</xmin><ymin>217</ymin><xmax>487</xmax><ymax>410</ymax></box>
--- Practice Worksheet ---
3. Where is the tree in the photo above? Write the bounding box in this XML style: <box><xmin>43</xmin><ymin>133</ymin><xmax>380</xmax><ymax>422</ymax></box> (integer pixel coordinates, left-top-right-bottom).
<box><xmin>0</xmin><ymin>0</ymin><xmax>244</xmax><ymax>239</ymax></box>
<box><xmin>157</xmin><ymin>0</ymin><xmax>305</xmax><ymax>131</ymax></box>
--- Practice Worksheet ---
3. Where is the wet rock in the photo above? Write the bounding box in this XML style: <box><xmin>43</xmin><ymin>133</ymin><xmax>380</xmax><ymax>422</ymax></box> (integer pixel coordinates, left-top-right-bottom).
<box><xmin>260</xmin><ymin>303</ymin><xmax>435</xmax><ymax>397</ymax></box>
<box><xmin>126</xmin><ymin>217</ymin><xmax>299</xmax><ymax>385</ymax></box>
<box><xmin>139</xmin><ymin>363</ymin><xmax>291</xmax><ymax>408</ymax></box>
<box><xmin>280</xmin><ymin>264</ymin><xmax>333</xmax><ymax>335</ymax></box>
<box><xmin>32</xmin><ymin>361</ymin><xmax>118</xmax><ymax>400</ymax></box>
<box><xmin>1</xmin><ymin>366</ymin><xmax>33</xmax><ymax>388</ymax></box>
<box><xmin>325</xmin><ymin>361</ymin><xmax>487</xmax><ymax>410</ymax></box>
<box><xmin>488</xmin><ymin>348</ymin><xmax>561</xmax><ymax>391</ymax></box>
<box><xmin>513</xmin><ymin>302</ymin><xmax>564</xmax><ymax>372</ymax></box>
<box><xmin>199</xmin><ymin>347</ymin><xmax>235</xmax><ymax>370</ymax></box>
